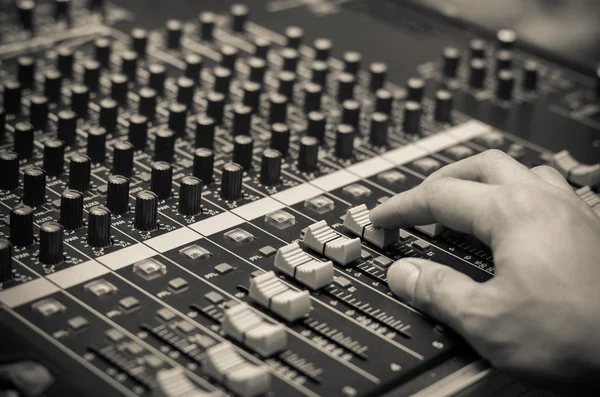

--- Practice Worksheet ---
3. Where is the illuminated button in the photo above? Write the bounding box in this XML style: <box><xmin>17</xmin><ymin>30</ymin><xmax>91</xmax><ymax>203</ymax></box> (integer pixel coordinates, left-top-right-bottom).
<box><xmin>303</xmin><ymin>220</ymin><xmax>362</xmax><ymax>265</ymax></box>
<box><xmin>119</xmin><ymin>296</ymin><xmax>140</xmax><ymax>311</ymax></box>
<box><xmin>157</xmin><ymin>307</ymin><xmax>176</xmax><ymax>321</ymax></box>
<box><xmin>215</xmin><ymin>263</ymin><xmax>234</xmax><ymax>274</ymax></box>
<box><xmin>168</xmin><ymin>277</ymin><xmax>188</xmax><ymax>292</ymax></box>
<box><xmin>84</xmin><ymin>279</ymin><xmax>118</xmax><ymax>297</ymax></box>
<box><xmin>258</xmin><ymin>245</ymin><xmax>277</xmax><ymax>257</ymax></box>
<box><xmin>224</xmin><ymin>228</ymin><xmax>255</xmax><ymax>243</ymax></box>
<box><xmin>343</xmin><ymin>205</ymin><xmax>398</xmax><ymax>249</ymax></box>
<box><xmin>412</xmin><ymin>157</ymin><xmax>442</xmax><ymax>174</ymax></box>
<box><xmin>31</xmin><ymin>298</ymin><xmax>66</xmax><ymax>316</ymax></box>
<box><xmin>105</xmin><ymin>328</ymin><xmax>125</xmax><ymax>342</ymax></box>
<box><xmin>68</xmin><ymin>316</ymin><xmax>89</xmax><ymax>331</ymax></box>
<box><xmin>333</xmin><ymin>276</ymin><xmax>352</xmax><ymax>288</ymax></box>
<box><xmin>175</xmin><ymin>320</ymin><xmax>195</xmax><ymax>333</ymax></box>
<box><xmin>374</xmin><ymin>256</ymin><xmax>392</xmax><ymax>268</ymax></box>
<box><xmin>274</xmin><ymin>242</ymin><xmax>334</xmax><ymax>290</ymax></box>
<box><xmin>342</xmin><ymin>183</ymin><xmax>371</xmax><ymax>198</ymax></box>
<box><xmin>304</xmin><ymin>195</ymin><xmax>334</xmax><ymax>214</ymax></box>
<box><xmin>415</xmin><ymin>223</ymin><xmax>445</xmax><ymax>237</ymax></box>
<box><xmin>412</xmin><ymin>239</ymin><xmax>431</xmax><ymax>253</ymax></box>
<box><xmin>204</xmin><ymin>291</ymin><xmax>224</xmax><ymax>304</ymax></box>
<box><xmin>378</xmin><ymin>170</ymin><xmax>406</xmax><ymax>184</ymax></box>
<box><xmin>132</xmin><ymin>258</ymin><xmax>167</xmax><ymax>280</ymax></box>
<box><xmin>264</xmin><ymin>209</ymin><xmax>296</xmax><ymax>230</ymax></box>
<box><xmin>475</xmin><ymin>130</ymin><xmax>505</xmax><ymax>148</ymax></box>
<box><xmin>444</xmin><ymin>145</ymin><xmax>474</xmax><ymax>160</ymax></box>
<box><xmin>249</xmin><ymin>271</ymin><xmax>311</xmax><ymax>322</ymax></box>
<box><xmin>124</xmin><ymin>342</ymin><xmax>144</xmax><ymax>355</ymax></box>
<box><xmin>179</xmin><ymin>244</ymin><xmax>211</xmax><ymax>260</ymax></box>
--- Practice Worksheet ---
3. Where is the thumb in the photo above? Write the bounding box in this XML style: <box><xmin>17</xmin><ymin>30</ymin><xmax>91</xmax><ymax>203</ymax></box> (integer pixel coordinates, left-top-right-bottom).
<box><xmin>387</xmin><ymin>258</ymin><xmax>484</xmax><ymax>335</ymax></box>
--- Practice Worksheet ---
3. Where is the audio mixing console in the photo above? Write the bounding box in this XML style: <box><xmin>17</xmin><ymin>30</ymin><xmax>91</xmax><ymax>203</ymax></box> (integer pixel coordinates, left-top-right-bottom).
<box><xmin>0</xmin><ymin>1</ymin><xmax>599</xmax><ymax>396</ymax></box>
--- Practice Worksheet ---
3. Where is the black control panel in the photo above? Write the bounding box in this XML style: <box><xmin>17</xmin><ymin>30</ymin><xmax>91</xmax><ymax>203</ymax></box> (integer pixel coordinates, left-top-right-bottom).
<box><xmin>0</xmin><ymin>1</ymin><xmax>598</xmax><ymax>396</ymax></box>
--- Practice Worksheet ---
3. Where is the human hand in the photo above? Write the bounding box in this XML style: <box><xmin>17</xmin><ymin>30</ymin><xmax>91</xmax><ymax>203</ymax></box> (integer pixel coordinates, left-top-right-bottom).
<box><xmin>370</xmin><ymin>149</ymin><xmax>600</xmax><ymax>393</ymax></box>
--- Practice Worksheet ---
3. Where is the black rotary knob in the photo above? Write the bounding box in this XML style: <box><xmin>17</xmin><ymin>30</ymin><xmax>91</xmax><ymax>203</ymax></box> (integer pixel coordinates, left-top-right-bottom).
<box><xmin>70</xmin><ymin>84</ymin><xmax>90</xmax><ymax>118</ymax></box>
<box><xmin>442</xmin><ymin>47</ymin><xmax>461</xmax><ymax>78</ymax></box>
<box><xmin>94</xmin><ymin>37</ymin><xmax>111</xmax><ymax>68</ymax></box>
<box><xmin>496</xmin><ymin>29</ymin><xmax>517</xmax><ymax>49</ymax></box>
<box><xmin>242</xmin><ymin>81</ymin><xmax>261</xmax><ymax>112</ymax></box>
<box><xmin>176</xmin><ymin>76</ymin><xmax>195</xmax><ymax>107</ymax></box>
<box><xmin>221</xmin><ymin>163</ymin><xmax>243</xmax><ymax>201</ymax></box>
<box><xmin>43</xmin><ymin>69</ymin><xmax>63</xmax><ymax>103</ymax></box>
<box><xmin>496</xmin><ymin>70</ymin><xmax>514</xmax><ymax>101</ymax></box>
<box><xmin>0</xmin><ymin>152</ymin><xmax>20</xmax><ymax>190</ymax></box>
<box><xmin>17</xmin><ymin>56</ymin><xmax>36</xmax><ymax>90</ymax></box>
<box><xmin>60</xmin><ymin>189</ymin><xmax>84</xmax><ymax>230</ymax></box>
<box><xmin>253</xmin><ymin>36</ymin><xmax>271</xmax><ymax>59</ymax></box>
<box><xmin>10</xmin><ymin>204</ymin><xmax>34</xmax><ymax>247</ymax></box>
<box><xmin>343</xmin><ymin>51</ymin><xmax>362</xmax><ymax>75</ymax></box>
<box><xmin>178</xmin><ymin>176</ymin><xmax>203</xmax><ymax>216</ymax></box>
<box><xmin>14</xmin><ymin>122</ymin><xmax>35</xmax><ymax>159</ymax></box>
<box><xmin>268</xmin><ymin>92</ymin><xmax>288</xmax><ymax>125</ymax></box>
<box><xmin>375</xmin><ymin>89</ymin><xmax>393</xmax><ymax>115</ymax></box>
<box><xmin>336</xmin><ymin>72</ymin><xmax>355</xmax><ymax>103</ymax></box>
<box><xmin>313</xmin><ymin>38</ymin><xmax>332</xmax><ymax>61</ymax></box>
<box><xmin>199</xmin><ymin>11</ymin><xmax>215</xmax><ymax>41</ymax></box>
<box><xmin>304</xmin><ymin>82</ymin><xmax>323</xmax><ymax>113</ymax></box>
<box><xmin>29</xmin><ymin>95</ymin><xmax>49</xmax><ymax>131</ymax></box>
<box><xmin>248</xmin><ymin>57</ymin><xmax>267</xmax><ymax>84</ymax></box>
<box><xmin>522</xmin><ymin>60</ymin><xmax>538</xmax><ymax>91</ymax></box>
<box><xmin>193</xmin><ymin>148</ymin><xmax>214</xmax><ymax>185</ymax></box>
<box><xmin>495</xmin><ymin>50</ymin><xmax>512</xmax><ymax>72</ymax></box>
<box><xmin>311</xmin><ymin>60</ymin><xmax>329</xmax><ymax>87</ymax></box>
<box><xmin>406</xmin><ymin>77</ymin><xmax>425</xmax><ymax>102</ymax></box>
<box><xmin>43</xmin><ymin>139</ymin><xmax>65</xmax><ymax>177</ymax></box>
<box><xmin>307</xmin><ymin>111</ymin><xmax>326</xmax><ymax>143</ymax></box>
<box><xmin>99</xmin><ymin>98</ymin><xmax>119</xmax><ymax>135</ymax></box>
<box><xmin>106</xmin><ymin>175</ymin><xmax>130</xmax><ymax>215</ymax></box>
<box><xmin>87</xmin><ymin>126</ymin><xmax>107</xmax><ymax>163</ymax></box>
<box><xmin>166</xmin><ymin>19</ymin><xmax>183</xmax><ymax>50</ymax></box>
<box><xmin>120</xmin><ymin>51</ymin><xmax>138</xmax><ymax>82</ymax></box>
<box><xmin>195</xmin><ymin>115</ymin><xmax>215</xmax><ymax>149</ymax></box>
<box><xmin>23</xmin><ymin>167</ymin><xmax>46</xmax><ymax>207</ymax></box>
<box><xmin>148</xmin><ymin>63</ymin><xmax>167</xmax><ymax>96</ymax></box>
<box><xmin>281</xmin><ymin>48</ymin><xmax>299</xmax><ymax>72</ymax></box>
<box><xmin>168</xmin><ymin>102</ymin><xmax>188</xmax><ymax>136</ymax></box>
<box><xmin>18</xmin><ymin>1</ymin><xmax>35</xmax><ymax>33</ymax></box>
<box><xmin>335</xmin><ymin>124</ymin><xmax>354</xmax><ymax>160</ymax></box>
<box><xmin>131</xmin><ymin>28</ymin><xmax>148</xmax><ymax>58</ymax></box>
<box><xmin>0</xmin><ymin>239</ymin><xmax>12</xmax><ymax>282</ymax></box>
<box><xmin>434</xmin><ymin>89</ymin><xmax>453</xmax><ymax>122</ymax></box>
<box><xmin>154</xmin><ymin>128</ymin><xmax>175</xmax><ymax>162</ymax></box>
<box><xmin>83</xmin><ymin>59</ymin><xmax>101</xmax><ymax>92</ymax></box>
<box><xmin>285</xmin><ymin>26</ymin><xmax>304</xmax><ymax>49</ymax></box>
<box><xmin>233</xmin><ymin>135</ymin><xmax>254</xmax><ymax>171</ymax></box>
<box><xmin>469</xmin><ymin>58</ymin><xmax>487</xmax><ymax>89</ymax></box>
<box><xmin>260</xmin><ymin>149</ymin><xmax>282</xmax><ymax>186</ymax></box>
<box><xmin>87</xmin><ymin>205</ymin><xmax>112</xmax><ymax>248</ymax></box>
<box><xmin>57</xmin><ymin>109</ymin><xmax>77</xmax><ymax>145</ymax></box>
<box><xmin>3</xmin><ymin>81</ymin><xmax>22</xmax><ymax>115</ymax></box>
<box><xmin>39</xmin><ymin>222</ymin><xmax>64</xmax><ymax>265</ymax></box>
<box><xmin>278</xmin><ymin>71</ymin><xmax>296</xmax><ymax>99</ymax></box>
<box><xmin>110</xmin><ymin>73</ymin><xmax>129</xmax><ymax>107</ymax></box>
<box><xmin>298</xmin><ymin>136</ymin><xmax>319</xmax><ymax>173</ymax></box>
<box><xmin>0</xmin><ymin>109</ymin><xmax>5</xmax><ymax>143</ymax></box>
<box><xmin>270</xmin><ymin>123</ymin><xmax>290</xmax><ymax>157</ymax></box>
<box><xmin>342</xmin><ymin>99</ymin><xmax>360</xmax><ymax>129</ymax></box>
<box><xmin>369</xmin><ymin>62</ymin><xmax>388</xmax><ymax>92</ymax></box>
<box><xmin>185</xmin><ymin>54</ymin><xmax>203</xmax><ymax>85</ymax></box>
<box><xmin>403</xmin><ymin>101</ymin><xmax>422</xmax><ymax>134</ymax></box>
<box><xmin>151</xmin><ymin>162</ymin><xmax>173</xmax><ymax>200</ymax></box>
<box><xmin>128</xmin><ymin>114</ymin><xmax>148</xmax><ymax>150</ymax></box>
<box><xmin>469</xmin><ymin>38</ymin><xmax>486</xmax><ymax>59</ymax></box>
<box><xmin>230</xmin><ymin>4</ymin><xmax>249</xmax><ymax>33</ymax></box>
<box><xmin>112</xmin><ymin>141</ymin><xmax>134</xmax><ymax>177</ymax></box>
<box><xmin>369</xmin><ymin>112</ymin><xmax>389</xmax><ymax>146</ymax></box>
<box><xmin>232</xmin><ymin>104</ymin><xmax>252</xmax><ymax>137</ymax></box>
<box><xmin>57</xmin><ymin>47</ymin><xmax>74</xmax><ymax>79</ymax></box>
<box><xmin>134</xmin><ymin>190</ymin><xmax>158</xmax><ymax>231</ymax></box>
<box><xmin>206</xmin><ymin>91</ymin><xmax>226</xmax><ymax>125</ymax></box>
<box><xmin>138</xmin><ymin>87</ymin><xmax>157</xmax><ymax>121</ymax></box>
<box><xmin>68</xmin><ymin>154</ymin><xmax>91</xmax><ymax>192</ymax></box>
<box><xmin>213</xmin><ymin>66</ymin><xmax>232</xmax><ymax>96</ymax></box>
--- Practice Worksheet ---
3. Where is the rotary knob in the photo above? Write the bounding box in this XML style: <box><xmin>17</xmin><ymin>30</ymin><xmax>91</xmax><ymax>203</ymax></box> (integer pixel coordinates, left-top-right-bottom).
<box><xmin>87</xmin><ymin>205</ymin><xmax>112</xmax><ymax>248</ymax></box>
<box><xmin>166</xmin><ymin>19</ymin><xmax>182</xmax><ymax>50</ymax></box>
<box><xmin>131</xmin><ymin>27</ymin><xmax>148</xmax><ymax>58</ymax></box>
<box><xmin>57</xmin><ymin>110</ymin><xmax>78</xmax><ymax>145</ymax></box>
<box><xmin>307</xmin><ymin>111</ymin><xmax>326</xmax><ymax>143</ymax></box>
<box><xmin>112</xmin><ymin>141</ymin><xmax>134</xmax><ymax>177</ymax></box>
<box><xmin>0</xmin><ymin>152</ymin><xmax>20</xmax><ymax>190</ymax></box>
<box><xmin>29</xmin><ymin>95</ymin><xmax>49</xmax><ymax>131</ymax></box>
<box><xmin>335</xmin><ymin>124</ymin><xmax>354</xmax><ymax>160</ymax></box>
<box><xmin>138</xmin><ymin>87</ymin><xmax>157</xmax><ymax>121</ymax></box>
<box><xmin>110</xmin><ymin>73</ymin><xmax>129</xmax><ymax>107</ymax></box>
<box><xmin>220</xmin><ymin>163</ymin><xmax>243</xmax><ymax>201</ymax></box>
<box><xmin>176</xmin><ymin>77</ymin><xmax>195</xmax><ymax>107</ymax></box>
<box><xmin>434</xmin><ymin>89</ymin><xmax>453</xmax><ymax>122</ymax></box>
<box><xmin>43</xmin><ymin>139</ymin><xmax>65</xmax><ymax>177</ymax></box>
<box><xmin>154</xmin><ymin>128</ymin><xmax>175</xmax><ymax>163</ymax></box>
<box><xmin>60</xmin><ymin>189</ymin><xmax>84</xmax><ymax>230</ymax></box>
<box><xmin>369</xmin><ymin>112</ymin><xmax>389</xmax><ymax>146</ymax></box>
<box><xmin>3</xmin><ymin>82</ymin><xmax>22</xmax><ymax>115</ymax></box>
<box><xmin>298</xmin><ymin>136</ymin><xmax>319</xmax><ymax>173</ymax></box>
<box><xmin>406</xmin><ymin>77</ymin><xmax>425</xmax><ymax>102</ymax></box>
<box><xmin>496</xmin><ymin>70</ymin><xmax>514</xmax><ymax>101</ymax></box>
<box><xmin>198</xmin><ymin>11</ymin><xmax>215</xmax><ymax>41</ymax></box>
<box><xmin>43</xmin><ymin>69</ymin><xmax>63</xmax><ymax>103</ymax></box>
<box><xmin>70</xmin><ymin>84</ymin><xmax>90</xmax><ymax>118</ymax></box>
<box><xmin>148</xmin><ymin>63</ymin><xmax>167</xmax><ymax>96</ymax></box>
<box><xmin>151</xmin><ymin>162</ymin><xmax>173</xmax><ymax>200</ymax></box>
<box><xmin>195</xmin><ymin>115</ymin><xmax>216</xmax><ymax>149</ymax></box>
<box><xmin>23</xmin><ymin>167</ymin><xmax>46</xmax><ymax>207</ymax></box>
<box><xmin>206</xmin><ymin>91</ymin><xmax>226</xmax><ymax>125</ymax></box>
<box><xmin>106</xmin><ymin>175</ymin><xmax>130</xmax><ymax>215</ymax></box>
<box><xmin>68</xmin><ymin>154</ymin><xmax>91</xmax><ymax>192</ymax></box>
<box><xmin>0</xmin><ymin>239</ymin><xmax>12</xmax><ymax>282</ymax></box>
<box><xmin>39</xmin><ymin>222</ymin><xmax>64</xmax><ymax>265</ymax></box>
<box><xmin>369</xmin><ymin>62</ymin><xmax>387</xmax><ymax>92</ymax></box>
<box><xmin>128</xmin><ymin>114</ymin><xmax>148</xmax><ymax>150</ymax></box>
<box><xmin>193</xmin><ymin>148</ymin><xmax>214</xmax><ymax>185</ymax></box>
<box><xmin>134</xmin><ymin>190</ymin><xmax>158</xmax><ymax>232</ymax></box>
<box><xmin>268</xmin><ymin>92</ymin><xmax>288</xmax><ymax>125</ymax></box>
<box><xmin>10</xmin><ymin>204</ymin><xmax>34</xmax><ymax>247</ymax></box>
<box><xmin>98</xmin><ymin>98</ymin><xmax>118</xmax><ymax>135</ymax></box>
<box><xmin>403</xmin><ymin>101</ymin><xmax>422</xmax><ymax>134</ymax></box>
<box><xmin>260</xmin><ymin>149</ymin><xmax>282</xmax><ymax>186</ymax></box>
<box><xmin>232</xmin><ymin>135</ymin><xmax>254</xmax><ymax>171</ymax></box>
<box><xmin>270</xmin><ymin>123</ymin><xmax>290</xmax><ymax>157</ymax></box>
<box><xmin>17</xmin><ymin>56</ymin><xmax>36</xmax><ymax>90</ymax></box>
<box><xmin>232</xmin><ymin>104</ymin><xmax>252</xmax><ymax>137</ymax></box>
<box><xmin>14</xmin><ymin>122</ymin><xmax>35</xmax><ymax>159</ymax></box>
<box><xmin>86</xmin><ymin>126</ymin><xmax>107</xmax><ymax>163</ymax></box>
<box><xmin>230</xmin><ymin>4</ymin><xmax>249</xmax><ymax>33</ymax></box>
<box><xmin>178</xmin><ymin>176</ymin><xmax>203</xmax><ymax>216</ymax></box>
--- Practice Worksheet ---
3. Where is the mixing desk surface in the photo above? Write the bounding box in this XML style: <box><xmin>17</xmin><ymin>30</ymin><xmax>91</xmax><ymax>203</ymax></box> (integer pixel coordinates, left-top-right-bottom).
<box><xmin>0</xmin><ymin>1</ymin><xmax>599</xmax><ymax>396</ymax></box>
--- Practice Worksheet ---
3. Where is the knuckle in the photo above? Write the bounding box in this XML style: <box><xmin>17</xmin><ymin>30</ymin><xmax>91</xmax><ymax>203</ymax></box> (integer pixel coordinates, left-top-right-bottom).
<box><xmin>480</xmin><ymin>148</ymin><xmax>509</xmax><ymax>164</ymax></box>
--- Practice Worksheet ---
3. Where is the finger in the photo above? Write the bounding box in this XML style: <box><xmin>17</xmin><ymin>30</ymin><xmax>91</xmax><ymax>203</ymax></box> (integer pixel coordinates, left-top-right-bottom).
<box><xmin>530</xmin><ymin>165</ymin><xmax>572</xmax><ymax>191</ymax></box>
<box><xmin>427</xmin><ymin>149</ymin><xmax>535</xmax><ymax>185</ymax></box>
<box><xmin>370</xmin><ymin>177</ymin><xmax>496</xmax><ymax>245</ymax></box>
<box><xmin>387</xmin><ymin>258</ymin><xmax>487</xmax><ymax>336</ymax></box>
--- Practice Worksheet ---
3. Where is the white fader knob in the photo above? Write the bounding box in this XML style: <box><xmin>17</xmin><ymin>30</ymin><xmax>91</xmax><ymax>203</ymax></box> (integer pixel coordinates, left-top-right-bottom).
<box><xmin>303</xmin><ymin>220</ymin><xmax>361</xmax><ymax>265</ymax></box>
<box><xmin>248</xmin><ymin>271</ymin><xmax>311</xmax><ymax>322</ymax></box>
<box><xmin>203</xmin><ymin>342</ymin><xmax>271</xmax><ymax>397</ymax></box>
<box><xmin>155</xmin><ymin>367</ymin><xmax>220</xmax><ymax>397</ymax></box>
<box><xmin>222</xmin><ymin>303</ymin><xmax>287</xmax><ymax>357</ymax></box>
<box><xmin>274</xmin><ymin>242</ymin><xmax>334</xmax><ymax>290</ymax></box>
<box><xmin>343</xmin><ymin>204</ymin><xmax>398</xmax><ymax>248</ymax></box>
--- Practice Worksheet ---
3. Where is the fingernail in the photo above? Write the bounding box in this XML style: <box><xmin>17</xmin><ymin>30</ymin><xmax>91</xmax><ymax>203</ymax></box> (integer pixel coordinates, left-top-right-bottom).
<box><xmin>387</xmin><ymin>259</ymin><xmax>420</xmax><ymax>302</ymax></box>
